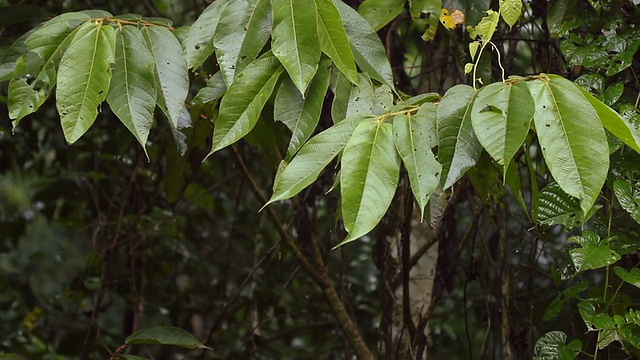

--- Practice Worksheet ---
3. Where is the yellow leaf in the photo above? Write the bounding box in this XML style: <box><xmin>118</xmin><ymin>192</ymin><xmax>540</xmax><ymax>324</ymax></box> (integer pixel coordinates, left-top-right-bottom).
<box><xmin>439</xmin><ymin>9</ymin><xmax>456</xmax><ymax>30</ymax></box>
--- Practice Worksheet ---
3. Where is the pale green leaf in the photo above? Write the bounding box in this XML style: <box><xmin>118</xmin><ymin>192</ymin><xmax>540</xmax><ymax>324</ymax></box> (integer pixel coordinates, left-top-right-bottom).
<box><xmin>569</xmin><ymin>231</ymin><xmax>620</xmax><ymax>273</ymax></box>
<box><xmin>125</xmin><ymin>326</ymin><xmax>210</xmax><ymax>349</ymax></box>
<box><xmin>333</xmin><ymin>0</ymin><xmax>395</xmax><ymax>90</ymax></box>
<box><xmin>214</xmin><ymin>0</ymin><xmax>272</xmax><ymax>86</ymax></box>
<box><xmin>468</xmin><ymin>9</ymin><xmax>499</xmax><ymax>42</ymax></box>
<box><xmin>316</xmin><ymin>0</ymin><xmax>358</xmax><ymax>84</ymax></box>
<box><xmin>499</xmin><ymin>0</ymin><xmax>522</xmax><ymax>28</ymax></box>
<box><xmin>373</xmin><ymin>84</ymin><xmax>393</xmax><ymax>115</ymax></box>
<box><xmin>393</xmin><ymin>104</ymin><xmax>441</xmax><ymax>221</ymax></box>
<box><xmin>192</xmin><ymin>71</ymin><xmax>227</xmax><ymax>105</ymax></box>
<box><xmin>358</xmin><ymin>0</ymin><xmax>405</xmax><ymax>31</ymax></box>
<box><xmin>614</xmin><ymin>266</ymin><xmax>640</xmax><ymax>288</ymax></box>
<box><xmin>182</xmin><ymin>0</ymin><xmax>232</xmax><ymax>69</ymax></box>
<box><xmin>347</xmin><ymin>73</ymin><xmax>374</xmax><ymax>117</ymax></box>
<box><xmin>528</xmin><ymin>75</ymin><xmax>609</xmax><ymax>217</ymax></box>
<box><xmin>56</xmin><ymin>21</ymin><xmax>115</xmax><ymax>144</ymax></box>
<box><xmin>577</xmin><ymin>86</ymin><xmax>640</xmax><ymax>154</ymax></box>
<box><xmin>436</xmin><ymin>84</ymin><xmax>482</xmax><ymax>189</ymax></box>
<box><xmin>107</xmin><ymin>26</ymin><xmax>157</xmax><ymax>156</ymax></box>
<box><xmin>142</xmin><ymin>25</ymin><xmax>188</xmax><ymax>128</ymax></box>
<box><xmin>265</xmin><ymin>115</ymin><xmax>369</xmax><ymax>206</ymax></box>
<box><xmin>275</xmin><ymin>57</ymin><xmax>331</xmax><ymax>159</ymax></box>
<box><xmin>209</xmin><ymin>54</ymin><xmax>283</xmax><ymax>154</ymax></box>
<box><xmin>338</xmin><ymin>120</ymin><xmax>401</xmax><ymax>246</ymax></box>
<box><xmin>613</xmin><ymin>180</ymin><xmax>640</xmax><ymax>224</ymax></box>
<box><xmin>471</xmin><ymin>81</ymin><xmax>534</xmax><ymax>177</ymax></box>
<box><xmin>271</xmin><ymin>0</ymin><xmax>320</xmax><ymax>94</ymax></box>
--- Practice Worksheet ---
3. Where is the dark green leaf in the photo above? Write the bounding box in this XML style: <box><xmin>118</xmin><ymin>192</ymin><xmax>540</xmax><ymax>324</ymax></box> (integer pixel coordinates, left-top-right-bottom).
<box><xmin>125</xmin><ymin>326</ymin><xmax>210</xmax><ymax>349</ymax></box>
<box><xmin>192</xmin><ymin>71</ymin><xmax>226</xmax><ymax>105</ymax></box>
<box><xmin>613</xmin><ymin>180</ymin><xmax>640</xmax><ymax>224</ymax></box>
<box><xmin>569</xmin><ymin>231</ymin><xmax>620</xmax><ymax>273</ymax></box>
<box><xmin>358</xmin><ymin>0</ymin><xmax>405</xmax><ymax>31</ymax></box>
<box><xmin>614</xmin><ymin>266</ymin><xmax>640</xmax><ymax>288</ymax></box>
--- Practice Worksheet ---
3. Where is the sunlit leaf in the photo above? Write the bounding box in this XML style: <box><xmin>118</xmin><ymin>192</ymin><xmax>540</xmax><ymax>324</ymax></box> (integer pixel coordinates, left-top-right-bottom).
<box><xmin>528</xmin><ymin>75</ymin><xmax>608</xmax><ymax>218</ymax></box>
<box><xmin>125</xmin><ymin>326</ymin><xmax>210</xmax><ymax>349</ymax></box>
<box><xmin>214</xmin><ymin>0</ymin><xmax>272</xmax><ymax>86</ymax></box>
<box><xmin>358</xmin><ymin>0</ymin><xmax>405</xmax><ymax>30</ymax></box>
<box><xmin>393</xmin><ymin>104</ymin><xmax>441</xmax><ymax>221</ymax></box>
<box><xmin>56</xmin><ymin>21</ymin><xmax>115</xmax><ymax>144</ymax></box>
<box><xmin>468</xmin><ymin>9</ymin><xmax>499</xmax><ymax>42</ymax></box>
<box><xmin>569</xmin><ymin>231</ymin><xmax>620</xmax><ymax>273</ymax></box>
<box><xmin>142</xmin><ymin>25</ymin><xmax>188</xmax><ymax>128</ymax></box>
<box><xmin>499</xmin><ymin>0</ymin><xmax>522</xmax><ymax>28</ymax></box>
<box><xmin>271</xmin><ymin>0</ymin><xmax>320</xmax><ymax>94</ymax></box>
<box><xmin>436</xmin><ymin>84</ymin><xmax>481</xmax><ymax>189</ymax></box>
<box><xmin>107</xmin><ymin>25</ymin><xmax>158</xmax><ymax>156</ymax></box>
<box><xmin>182</xmin><ymin>0</ymin><xmax>232</xmax><ymax>69</ymax></box>
<box><xmin>316</xmin><ymin>0</ymin><xmax>358</xmax><ymax>84</ymax></box>
<box><xmin>338</xmin><ymin>120</ymin><xmax>400</xmax><ymax>246</ymax></box>
<box><xmin>209</xmin><ymin>54</ymin><xmax>283</xmax><ymax>154</ymax></box>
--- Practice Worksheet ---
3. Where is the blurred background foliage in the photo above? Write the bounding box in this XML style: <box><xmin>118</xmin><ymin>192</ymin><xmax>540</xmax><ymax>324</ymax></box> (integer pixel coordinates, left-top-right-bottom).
<box><xmin>0</xmin><ymin>0</ymin><xmax>639</xmax><ymax>359</ymax></box>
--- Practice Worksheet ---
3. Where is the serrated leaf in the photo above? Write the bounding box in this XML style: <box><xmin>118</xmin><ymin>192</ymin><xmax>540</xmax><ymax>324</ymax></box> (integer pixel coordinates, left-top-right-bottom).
<box><xmin>436</xmin><ymin>84</ymin><xmax>482</xmax><ymax>189</ymax></box>
<box><xmin>577</xmin><ymin>86</ymin><xmax>640</xmax><ymax>154</ymax></box>
<box><xmin>214</xmin><ymin>0</ymin><xmax>272</xmax><ymax>86</ymax></box>
<box><xmin>358</xmin><ymin>0</ymin><xmax>405</xmax><ymax>31</ymax></box>
<box><xmin>208</xmin><ymin>54</ymin><xmax>283</xmax><ymax>154</ymax></box>
<box><xmin>528</xmin><ymin>75</ymin><xmax>608</xmax><ymax>218</ymax></box>
<box><xmin>569</xmin><ymin>231</ymin><xmax>620</xmax><ymax>273</ymax></box>
<box><xmin>393</xmin><ymin>104</ymin><xmax>441</xmax><ymax>221</ymax></box>
<box><xmin>338</xmin><ymin>120</ymin><xmax>401</xmax><ymax>247</ymax></box>
<box><xmin>141</xmin><ymin>25</ymin><xmax>188</xmax><ymax>128</ymax></box>
<box><xmin>125</xmin><ymin>326</ymin><xmax>210</xmax><ymax>349</ymax></box>
<box><xmin>499</xmin><ymin>0</ymin><xmax>522</xmax><ymax>28</ymax></box>
<box><xmin>534</xmin><ymin>331</ymin><xmax>581</xmax><ymax>360</ymax></box>
<box><xmin>317</xmin><ymin>0</ymin><xmax>358</xmax><ymax>84</ymax></box>
<box><xmin>613</xmin><ymin>180</ymin><xmax>640</xmax><ymax>224</ymax></box>
<box><xmin>471</xmin><ymin>81</ymin><xmax>533</xmax><ymax>178</ymax></box>
<box><xmin>271</xmin><ymin>0</ymin><xmax>320</xmax><ymax>94</ymax></box>
<box><xmin>182</xmin><ymin>0</ymin><xmax>232</xmax><ymax>69</ymax></box>
<box><xmin>192</xmin><ymin>71</ymin><xmax>227</xmax><ymax>105</ymax></box>
<box><xmin>614</xmin><ymin>266</ymin><xmax>640</xmax><ymax>288</ymax></box>
<box><xmin>265</xmin><ymin>115</ymin><xmax>368</xmax><ymax>206</ymax></box>
<box><xmin>107</xmin><ymin>26</ymin><xmax>157</xmax><ymax>156</ymax></box>
<box><xmin>275</xmin><ymin>57</ymin><xmax>331</xmax><ymax>159</ymax></box>
<box><xmin>333</xmin><ymin>0</ymin><xmax>395</xmax><ymax>90</ymax></box>
<box><xmin>56</xmin><ymin>21</ymin><xmax>115</xmax><ymax>144</ymax></box>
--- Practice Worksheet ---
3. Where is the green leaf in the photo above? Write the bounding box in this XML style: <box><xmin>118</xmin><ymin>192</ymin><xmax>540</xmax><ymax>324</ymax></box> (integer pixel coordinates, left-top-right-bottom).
<box><xmin>412</xmin><ymin>0</ymin><xmax>441</xmax><ymax>41</ymax></box>
<box><xmin>613</xmin><ymin>180</ymin><xmax>640</xmax><ymax>224</ymax></box>
<box><xmin>528</xmin><ymin>75</ymin><xmax>609</xmax><ymax>218</ymax></box>
<box><xmin>0</xmin><ymin>31</ymin><xmax>31</xmax><ymax>83</ymax></box>
<box><xmin>192</xmin><ymin>71</ymin><xmax>227</xmax><ymax>105</ymax></box>
<box><xmin>358</xmin><ymin>0</ymin><xmax>405</xmax><ymax>31</ymax></box>
<box><xmin>182</xmin><ymin>0</ymin><xmax>232</xmax><ymax>69</ymax></box>
<box><xmin>209</xmin><ymin>54</ymin><xmax>283</xmax><ymax>154</ymax></box>
<box><xmin>125</xmin><ymin>326</ymin><xmax>210</xmax><ymax>349</ymax></box>
<box><xmin>543</xmin><ymin>281</ymin><xmax>588</xmax><ymax>321</ymax></box>
<box><xmin>275</xmin><ymin>57</ymin><xmax>331</xmax><ymax>159</ymax></box>
<box><xmin>578</xmin><ymin>301</ymin><xmax>615</xmax><ymax>331</ymax></box>
<box><xmin>577</xmin><ymin>86</ymin><xmax>640</xmax><ymax>154</ymax></box>
<box><xmin>265</xmin><ymin>115</ymin><xmax>369</xmax><ymax>205</ymax></box>
<box><xmin>142</xmin><ymin>25</ymin><xmax>188</xmax><ymax>128</ymax></box>
<box><xmin>214</xmin><ymin>0</ymin><xmax>272</xmax><ymax>86</ymax></box>
<box><xmin>316</xmin><ymin>0</ymin><xmax>358</xmax><ymax>84</ymax></box>
<box><xmin>436</xmin><ymin>84</ymin><xmax>482</xmax><ymax>189</ymax></box>
<box><xmin>373</xmin><ymin>84</ymin><xmax>393</xmax><ymax>115</ymax></box>
<box><xmin>347</xmin><ymin>73</ymin><xmax>374</xmax><ymax>116</ymax></box>
<box><xmin>330</xmin><ymin>70</ymin><xmax>351</xmax><ymax>122</ymax></box>
<box><xmin>614</xmin><ymin>266</ymin><xmax>640</xmax><ymax>288</ymax></box>
<box><xmin>534</xmin><ymin>331</ymin><xmax>581</xmax><ymax>360</ymax></box>
<box><xmin>56</xmin><ymin>21</ymin><xmax>115</xmax><ymax>144</ymax></box>
<box><xmin>333</xmin><ymin>0</ymin><xmax>395</xmax><ymax>90</ymax></box>
<box><xmin>471</xmin><ymin>81</ymin><xmax>534</xmax><ymax>178</ymax></box>
<box><xmin>469</xmin><ymin>9</ymin><xmax>499</xmax><ymax>42</ymax></box>
<box><xmin>569</xmin><ymin>231</ymin><xmax>620</xmax><ymax>273</ymax></box>
<box><xmin>535</xmin><ymin>182</ymin><xmax>593</xmax><ymax>227</ymax></box>
<box><xmin>107</xmin><ymin>26</ymin><xmax>157</xmax><ymax>156</ymax></box>
<box><xmin>393</xmin><ymin>104</ymin><xmax>441</xmax><ymax>221</ymax></box>
<box><xmin>0</xmin><ymin>353</ymin><xmax>26</xmax><ymax>360</ymax></box>
<box><xmin>499</xmin><ymin>0</ymin><xmax>522</xmax><ymax>28</ymax></box>
<box><xmin>338</xmin><ymin>120</ymin><xmax>401</xmax><ymax>247</ymax></box>
<box><xmin>271</xmin><ymin>0</ymin><xmax>320</xmax><ymax>94</ymax></box>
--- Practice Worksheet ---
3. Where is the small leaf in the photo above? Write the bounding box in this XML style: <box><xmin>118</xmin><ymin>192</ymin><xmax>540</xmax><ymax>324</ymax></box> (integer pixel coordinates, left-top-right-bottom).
<box><xmin>410</xmin><ymin>0</ymin><xmax>441</xmax><ymax>41</ymax></box>
<box><xmin>209</xmin><ymin>54</ymin><xmax>283</xmax><ymax>154</ymax></box>
<box><xmin>534</xmin><ymin>331</ymin><xmax>581</xmax><ymax>360</ymax></box>
<box><xmin>528</xmin><ymin>75</ymin><xmax>609</xmax><ymax>218</ymax></box>
<box><xmin>56</xmin><ymin>21</ymin><xmax>115</xmax><ymax>144</ymax></box>
<box><xmin>569</xmin><ymin>231</ymin><xmax>620</xmax><ymax>273</ymax></box>
<box><xmin>182</xmin><ymin>0</ymin><xmax>233</xmax><ymax>69</ymax></box>
<box><xmin>271</xmin><ymin>0</ymin><xmax>320</xmax><ymax>94</ymax></box>
<box><xmin>613</xmin><ymin>180</ymin><xmax>640</xmax><ymax>224</ymax></box>
<box><xmin>142</xmin><ymin>25</ymin><xmax>189</xmax><ymax>128</ymax></box>
<box><xmin>499</xmin><ymin>0</ymin><xmax>522</xmax><ymax>28</ymax></box>
<box><xmin>274</xmin><ymin>57</ymin><xmax>331</xmax><ymax>159</ymax></box>
<box><xmin>535</xmin><ymin>182</ymin><xmax>593</xmax><ymax>227</ymax></box>
<box><xmin>192</xmin><ymin>71</ymin><xmax>227</xmax><ymax>105</ymax></box>
<box><xmin>265</xmin><ymin>115</ymin><xmax>369</xmax><ymax>205</ymax></box>
<box><xmin>393</xmin><ymin>104</ymin><xmax>441</xmax><ymax>221</ymax></box>
<box><xmin>333</xmin><ymin>0</ymin><xmax>395</xmax><ymax>90</ymax></box>
<box><xmin>614</xmin><ymin>266</ymin><xmax>640</xmax><ymax>288</ymax></box>
<box><xmin>358</xmin><ymin>0</ymin><xmax>405</xmax><ymax>31</ymax></box>
<box><xmin>338</xmin><ymin>119</ymin><xmax>401</xmax><ymax>246</ymax></box>
<box><xmin>468</xmin><ymin>9</ymin><xmax>499</xmax><ymax>42</ymax></box>
<box><xmin>316</xmin><ymin>0</ymin><xmax>358</xmax><ymax>84</ymax></box>
<box><xmin>436</xmin><ymin>84</ymin><xmax>482</xmax><ymax>189</ymax></box>
<box><xmin>439</xmin><ymin>9</ymin><xmax>456</xmax><ymax>30</ymax></box>
<box><xmin>107</xmin><ymin>26</ymin><xmax>158</xmax><ymax>156</ymax></box>
<box><xmin>125</xmin><ymin>326</ymin><xmax>210</xmax><ymax>350</ymax></box>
